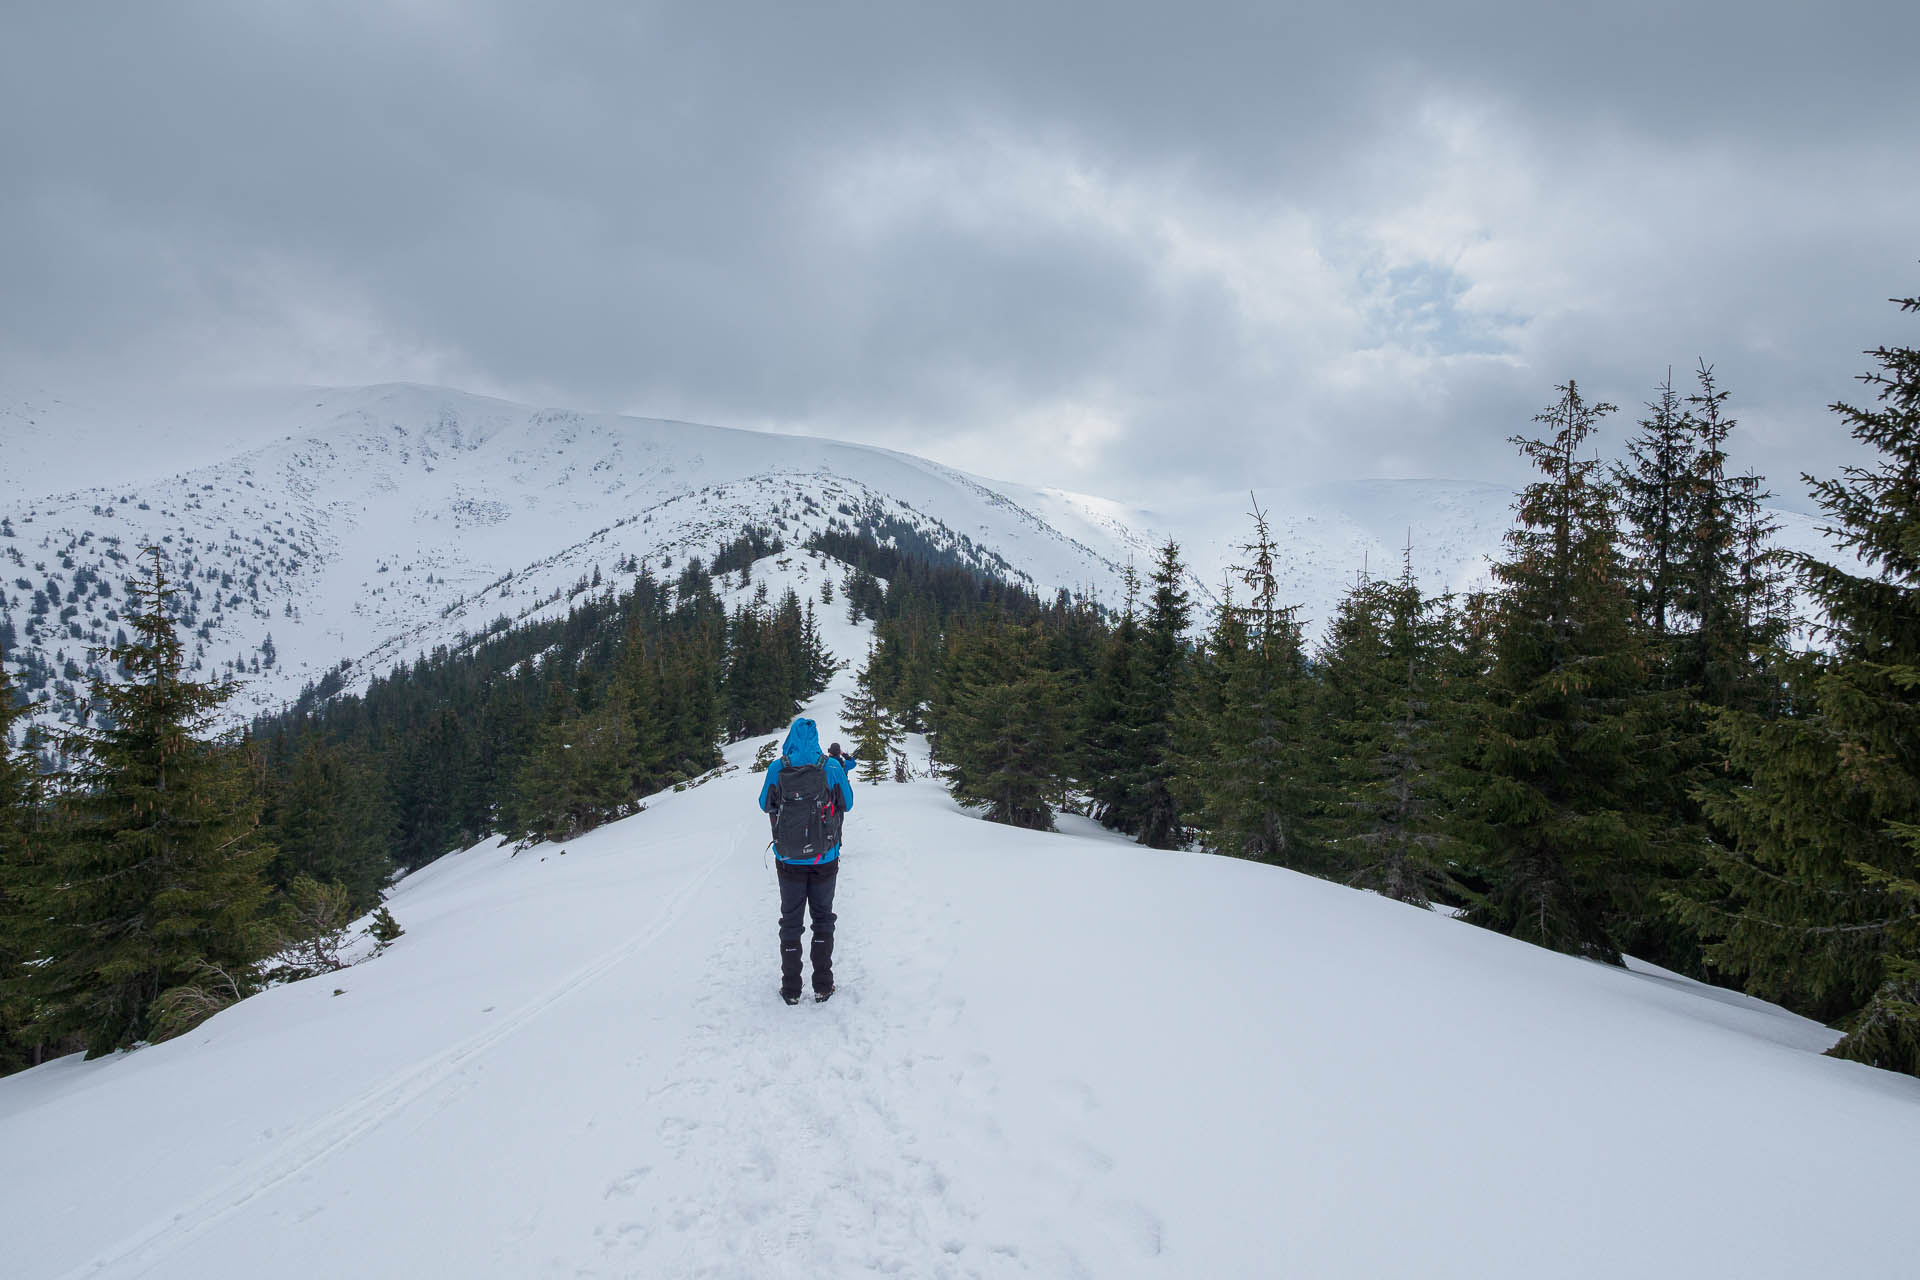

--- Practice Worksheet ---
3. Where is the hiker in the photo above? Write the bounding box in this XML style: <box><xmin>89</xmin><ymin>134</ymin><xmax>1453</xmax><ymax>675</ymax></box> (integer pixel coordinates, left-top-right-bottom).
<box><xmin>827</xmin><ymin>741</ymin><xmax>858</xmax><ymax>775</ymax></box>
<box><xmin>758</xmin><ymin>717</ymin><xmax>853</xmax><ymax>1005</ymax></box>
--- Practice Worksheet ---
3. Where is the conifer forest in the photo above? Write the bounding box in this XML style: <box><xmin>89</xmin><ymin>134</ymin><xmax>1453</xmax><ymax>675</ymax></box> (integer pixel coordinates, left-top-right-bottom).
<box><xmin>2</xmin><ymin>290</ymin><xmax>1917</xmax><ymax>1080</ymax></box>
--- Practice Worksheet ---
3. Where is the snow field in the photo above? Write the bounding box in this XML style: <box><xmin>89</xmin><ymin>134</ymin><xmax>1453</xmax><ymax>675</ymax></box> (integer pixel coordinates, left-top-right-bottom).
<box><xmin>3</xmin><ymin>657</ymin><xmax>1919</xmax><ymax>1276</ymax></box>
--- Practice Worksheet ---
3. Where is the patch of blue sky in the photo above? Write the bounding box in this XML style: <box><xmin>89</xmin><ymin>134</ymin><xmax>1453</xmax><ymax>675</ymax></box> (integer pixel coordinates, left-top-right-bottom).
<box><xmin>1362</xmin><ymin>261</ymin><xmax>1523</xmax><ymax>358</ymax></box>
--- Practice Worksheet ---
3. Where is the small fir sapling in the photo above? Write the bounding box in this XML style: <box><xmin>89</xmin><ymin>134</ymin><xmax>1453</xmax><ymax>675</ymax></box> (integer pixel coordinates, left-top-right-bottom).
<box><xmin>367</xmin><ymin>905</ymin><xmax>405</xmax><ymax>950</ymax></box>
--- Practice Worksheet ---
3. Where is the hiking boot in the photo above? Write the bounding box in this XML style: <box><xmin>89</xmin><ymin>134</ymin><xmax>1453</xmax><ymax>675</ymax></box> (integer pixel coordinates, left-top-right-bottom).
<box><xmin>810</xmin><ymin>932</ymin><xmax>833</xmax><ymax>995</ymax></box>
<box><xmin>781</xmin><ymin>988</ymin><xmax>802</xmax><ymax>1006</ymax></box>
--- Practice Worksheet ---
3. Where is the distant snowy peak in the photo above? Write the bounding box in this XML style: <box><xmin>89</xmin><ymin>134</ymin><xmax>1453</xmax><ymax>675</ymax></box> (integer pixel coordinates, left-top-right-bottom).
<box><xmin>0</xmin><ymin>385</ymin><xmax>1142</xmax><ymax>730</ymax></box>
<box><xmin>0</xmin><ymin>382</ymin><xmax>1840</xmax><ymax>740</ymax></box>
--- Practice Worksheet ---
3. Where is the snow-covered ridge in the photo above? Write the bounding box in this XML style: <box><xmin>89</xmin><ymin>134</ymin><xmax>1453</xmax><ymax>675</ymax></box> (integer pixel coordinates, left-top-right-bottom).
<box><xmin>2</xmin><ymin>656</ymin><xmax>1914</xmax><ymax>1278</ymax></box>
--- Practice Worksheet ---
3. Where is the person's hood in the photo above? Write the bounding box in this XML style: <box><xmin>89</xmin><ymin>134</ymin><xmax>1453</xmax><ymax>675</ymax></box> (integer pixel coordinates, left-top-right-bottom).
<box><xmin>781</xmin><ymin>717</ymin><xmax>823</xmax><ymax>765</ymax></box>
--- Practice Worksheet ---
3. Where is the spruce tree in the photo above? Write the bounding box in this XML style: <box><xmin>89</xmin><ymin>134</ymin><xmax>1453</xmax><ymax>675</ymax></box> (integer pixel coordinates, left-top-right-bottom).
<box><xmin>1616</xmin><ymin>362</ymin><xmax>1793</xmax><ymax>972</ymax></box>
<box><xmin>609</xmin><ymin>623</ymin><xmax>668</xmax><ymax>794</ymax></box>
<box><xmin>721</xmin><ymin>604</ymin><xmax>769</xmax><ymax>740</ymax></box>
<box><xmin>844</xmin><ymin>644</ymin><xmax>899</xmax><ymax>785</ymax></box>
<box><xmin>802</xmin><ymin>599</ymin><xmax>835</xmax><ymax>694</ymax></box>
<box><xmin>1681</xmin><ymin>291</ymin><xmax>1920</xmax><ymax>1074</ymax></box>
<box><xmin>1171</xmin><ymin>571</ymin><xmax>1242</xmax><ymax>836</ymax></box>
<box><xmin>1128</xmin><ymin>542</ymin><xmax>1193</xmax><ymax>848</ymax></box>
<box><xmin>392</xmin><ymin>706</ymin><xmax>471</xmax><ymax>868</ymax></box>
<box><xmin>1614</xmin><ymin>371</ymin><xmax>1694</xmax><ymax>641</ymax></box>
<box><xmin>20</xmin><ymin>552</ymin><xmax>274</xmax><ymax>1055</ymax></box>
<box><xmin>510</xmin><ymin>678</ymin><xmax>635</xmax><ymax>844</ymax></box>
<box><xmin>0</xmin><ymin>659</ymin><xmax>43</xmax><ymax>1072</ymax></box>
<box><xmin>1184</xmin><ymin>504</ymin><xmax>1319</xmax><ymax>869</ymax></box>
<box><xmin>1041</xmin><ymin>588</ymin><xmax>1107</xmax><ymax>804</ymax></box>
<box><xmin>1318</xmin><ymin>554</ymin><xmax>1472</xmax><ymax>905</ymax></box>
<box><xmin>1728</xmin><ymin>477</ymin><xmax>1797</xmax><ymax>718</ymax></box>
<box><xmin>1675</xmin><ymin>362</ymin><xmax>1755</xmax><ymax>708</ymax></box>
<box><xmin>655</xmin><ymin>629</ymin><xmax>722</xmax><ymax>780</ymax></box>
<box><xmin>269</xmin><ymin>733</ymin><xmax>393</xmax><ymax>914</ymax></box>
<box><xmin>937</xmin><ymin>618</ymin><xmax>1065</xmax><ymax>829</ymax></box>
<box><xmin>895</xmin><ymin>613</ymin><xmax>942</xmax><ymax>733</ymax></box>
<box><xmin>1468</xmin><ymin>384</ymin><xmax>1648</xmax><ymax>962</ymax></box>
<box><xmin>1082</xmin><ymin>564</ymin><xmax>1142</xmax><ymax>831</ymax></box>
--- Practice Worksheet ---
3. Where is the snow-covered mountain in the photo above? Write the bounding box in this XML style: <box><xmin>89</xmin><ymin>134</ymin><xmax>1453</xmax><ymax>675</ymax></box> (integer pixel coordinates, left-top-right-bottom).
<box><xmin>3</xmin><ymin>595</ymin><xmax>1914</xmax><ymax>1278</ymax></box>
<box><xmin>0</xmin><ymin>384</ymin><xmax>1113</xmax><ymax>727</ymax></box>
<box><xmin>0</xmin><ymin>383</ymin><xmax>1836</xmax><ymax>736</ymax></box>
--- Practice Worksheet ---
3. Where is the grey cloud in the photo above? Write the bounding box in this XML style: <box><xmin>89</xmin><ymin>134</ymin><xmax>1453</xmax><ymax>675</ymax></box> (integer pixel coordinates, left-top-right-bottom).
<box><xmin>2</xmin><ymin>1</ymin><xmax>1915</xmax><ymax>507</ymax></box>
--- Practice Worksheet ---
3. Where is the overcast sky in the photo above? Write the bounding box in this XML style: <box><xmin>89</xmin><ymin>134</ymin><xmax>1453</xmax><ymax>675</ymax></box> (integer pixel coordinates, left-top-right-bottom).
<box><xmin>3</xmin><ymin>2</ymin><xmax>1914</xmax><ymax>507</ymax></box>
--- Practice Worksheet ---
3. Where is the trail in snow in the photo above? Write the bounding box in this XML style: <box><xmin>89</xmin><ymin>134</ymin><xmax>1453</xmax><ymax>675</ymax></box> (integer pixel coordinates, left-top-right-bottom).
<box><xmin>582</xmin><ymin>819</ymin><xmax>995</xmax><ymax>1278</ymax></box>
<box><xmin>19</xmin><ymin>731</ymin><xmax>1175</xmax><ymax>1278</ymax></box>
<box><xmin>62</xmin><ymin>807</ymin><xmax>1137</xmax><ymax>1278</ymax></box>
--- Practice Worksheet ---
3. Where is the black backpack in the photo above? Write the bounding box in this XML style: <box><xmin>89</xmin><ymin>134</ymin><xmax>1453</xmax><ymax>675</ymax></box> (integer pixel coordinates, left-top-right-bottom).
<box><xmin>771</xmin><ymin>756</ymin><xmax>837</xmax><ymax>861</ymax></box>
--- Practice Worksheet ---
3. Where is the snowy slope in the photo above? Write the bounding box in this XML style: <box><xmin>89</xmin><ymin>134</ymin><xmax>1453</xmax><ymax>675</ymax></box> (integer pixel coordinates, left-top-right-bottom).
<box><xmin>0</xmin><ymin>383</ymin><xmax>1137</xmax><ymax>730</ymax></box>
<box><xmin>3</xmin><ymin>600</ymin><xmax>1915</xmax><ymax>1279</ymax></box>
<box><xmin>4</xmin><ymin>381</ymin><xmax>1839</xmax><ymax>742</ymax></box>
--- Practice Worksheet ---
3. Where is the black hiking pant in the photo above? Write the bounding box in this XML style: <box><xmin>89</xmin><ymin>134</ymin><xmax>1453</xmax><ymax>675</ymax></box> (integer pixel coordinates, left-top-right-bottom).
<box><xmin>776</xmin><ymin>859</ymin><xmax>838</xmax><ymax>997</ymax></box>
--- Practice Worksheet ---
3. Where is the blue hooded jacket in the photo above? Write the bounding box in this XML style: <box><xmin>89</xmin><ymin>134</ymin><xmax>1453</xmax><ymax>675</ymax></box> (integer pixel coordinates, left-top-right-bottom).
<box><xmin>758</xmin><ymin>717</ymin><xmax>853</xmax><ymax>864</ymax></box>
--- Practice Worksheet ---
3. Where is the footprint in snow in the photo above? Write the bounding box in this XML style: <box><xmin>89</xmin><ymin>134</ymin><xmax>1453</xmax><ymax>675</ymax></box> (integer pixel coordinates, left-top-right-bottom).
<box><xmin>603</xmin><ymin>1166</ymin><xmax>650</xmax><ymax>1199</ymax></box>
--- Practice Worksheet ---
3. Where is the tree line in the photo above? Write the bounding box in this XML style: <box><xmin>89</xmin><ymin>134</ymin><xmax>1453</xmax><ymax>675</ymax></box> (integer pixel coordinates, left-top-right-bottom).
<box><xmin>0</xmin><ymin>537</ymin><xmax>835</xmax><ymax>1072</ymax></box>
<box><xmin>843</xmin><ymin>293</ymin><xmax>1920</xmax><ymax>1078</ymax></box>
<box><xmin>2</xmin><ymin>289</ymin><xmax>1914</xmax><ymax>1080</ymax></box>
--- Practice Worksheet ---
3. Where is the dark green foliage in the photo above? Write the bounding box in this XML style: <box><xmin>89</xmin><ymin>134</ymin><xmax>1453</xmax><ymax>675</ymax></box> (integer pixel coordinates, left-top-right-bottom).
<box><xmin>1317</xmin><ymin>557</ymin><xmax>1475</xmax><ymax>905</ymax></box>
<box><xmin>1129</xmin><ymin>543</ymin><xmax>1193</xmax><ymax>848</ymax></box>
<box><xmin>1615</xmin><ymin>371</ymin><xmax>1694</xmax><ymax>641</ymax></box>
<box><xmin>1467</xmin><ymin>384</ymin><xmax>1649</xmax><ymax>963</ymax></box>
<box><xmin>653</xmin><ymin>631</ymin><xmax>723</xmax><ymax>783</ymax></box>
<box><xmin>1180</xmin><ymin>506</ymin><xmax>1320</xmax><ymax>869</ymax></box>
<box><xmin>607</xmin><ymin>623</ymin><xmax>668</xmax><ymax>792</ymax></box>
<box><xmin>267</xmin><ymin>733</ymin><xmax>393</xmax><ymax>914</ymax></box>
<box><xmin>935</xmin><ymin>617</ymin><xmax>1066</xmax><ymax>829</ymax></box>
<box><xmin>1679</xmin><ymin>292</ymin><xmax>1920</xmax><ymax>1074</ymax></box>
<box><xmin>507</xmin><ymin>677</ymin><xmax>640</xmax><ymax>845</ymax></box>
<box><xmin>390</xmin><ymin>706</ymin><xmax>483</xmax><ymax>869</ymax></box>
<box><xmin>1610</xmin><ymin>363</ymin><xmax>1796</xmax><ymax>973</ymax></box>
<box><xmin>870</xmin><ymin>616</ymin><xmax>940</xmax><ymax>731</ymax></box>
<box><xmin>367</xmin><ymin>904</ymin><xmax>404</xmax><ymax>947</ymax></box>
<box><xmin>0</xmin><ymin>657</ymin><xmax>44</xmax><ymax>1072</ymax></box>
<box><xmin>1672</xmin><ymin>363</ymin><xmax>1795</xmax><ymax>713</ymax></box>
<box><xmin>1616</xmin><ymin>363</ymin><xmax>1794</xmax><ymax>718</ymax></box>
<box><xmin>844</xmin><ymin>645</ymin><xmax>900</xmax><ymax>784</ymax></box>
<box><xmin>1082</xmin><ymin>567</ymin><xmax>1143</xmax><ymax>831</ymax></box>
<box><xmin>723</xmin><ymin>588</ymin><xmax>829</xmax><ymax>740</ymax></box>
<box><xmin>19</xmin><ymin>552</ymin><xmax>274</xmax><ymax>1056</ymax></box>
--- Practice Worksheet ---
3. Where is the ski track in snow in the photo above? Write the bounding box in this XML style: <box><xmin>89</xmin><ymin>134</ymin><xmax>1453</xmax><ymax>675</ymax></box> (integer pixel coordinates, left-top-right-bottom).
<box><xmin>54</xmin><ymin>822</ymin><xmax>743</xmax><ymax>1280</ymax></box>
<box><xmin>39</xmin><ymin>770</ymin><xmax>1156</xmax><ymax>1274</ymax></box>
